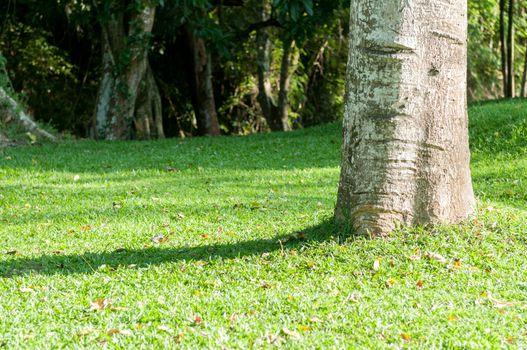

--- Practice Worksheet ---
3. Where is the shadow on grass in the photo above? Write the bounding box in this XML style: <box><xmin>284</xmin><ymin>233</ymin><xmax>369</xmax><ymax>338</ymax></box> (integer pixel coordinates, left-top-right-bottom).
<box><xmin>0</xmin><ymin>219</ymin><xmax>346</xmax><ymax>278</ymax></box>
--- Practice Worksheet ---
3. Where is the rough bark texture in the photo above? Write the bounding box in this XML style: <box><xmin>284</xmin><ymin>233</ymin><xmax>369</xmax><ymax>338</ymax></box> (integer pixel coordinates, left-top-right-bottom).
<box><xmin>522</xmin><ymin>40</ymin><xmax>527</xmax><ymax>97</ymax></box>
<box><xmin>186</xmin><ymin>26</ymin><xmax>221</xmax><ymax>136</ymax></box>
<box><xmin>134</xmin><ymin>63</ymin><xmax>165</xmax><ymax>139</ymax></box>
<box><xmin>500</xmin><ymin>0</ymin><xmax>508</xmax><ymax>97</ymax></box>
<box><xmin>275</xmin><ymin>37</ymin><xmax>296</xmax><ymax>132</ymax></box>
<box><xmin>0</xmin><ymin>86</ymin><xmax>56</xmax><ymax>142</ymax></box>
<box><xmin>335</xmin><ymin>0</ymin><xmax>475</xmax><ymax>237</ymax></box>
<box><xmin>256</xmin><ymin>0</ymin><xmax>278</xmax><ymax>128</ymax></box>
<box><xmin>506</xmin><ymin>0</ymin><xmax>515</xmax><ymax>97</ymax></box>
<box><xmin>94</xmin><ymin>3</ymin><xmax>157</xmax><ymax>140</ymax></box>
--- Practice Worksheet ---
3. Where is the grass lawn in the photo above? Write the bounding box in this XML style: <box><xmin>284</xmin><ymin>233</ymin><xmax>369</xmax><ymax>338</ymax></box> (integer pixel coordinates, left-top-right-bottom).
<box><xmin>1</xmin><ymin>100</ymin><xmax>527</xmax><ymax>349</ymax></box>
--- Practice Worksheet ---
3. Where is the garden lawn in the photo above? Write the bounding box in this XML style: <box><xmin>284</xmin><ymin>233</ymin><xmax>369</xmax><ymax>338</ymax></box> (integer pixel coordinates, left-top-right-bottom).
<box><xmin>1</xmin><ymin>99</ymin><xmax>527</xmax><ymax>349</ymax></box>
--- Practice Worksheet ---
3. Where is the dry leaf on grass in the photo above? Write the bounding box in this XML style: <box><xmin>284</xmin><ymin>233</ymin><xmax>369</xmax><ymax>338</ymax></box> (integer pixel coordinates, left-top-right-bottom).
<box><xmin>90</xmin><ymin>298</ymin><xmax>113</xmax><ymax>311</ymax></box>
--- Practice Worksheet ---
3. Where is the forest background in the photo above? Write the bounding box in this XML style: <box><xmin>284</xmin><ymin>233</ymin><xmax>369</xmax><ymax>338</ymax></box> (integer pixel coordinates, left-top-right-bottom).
<box><xmin>0</xmin><ymin>0</ymin><xmax>525</xmax><ymax>140</ymax></box>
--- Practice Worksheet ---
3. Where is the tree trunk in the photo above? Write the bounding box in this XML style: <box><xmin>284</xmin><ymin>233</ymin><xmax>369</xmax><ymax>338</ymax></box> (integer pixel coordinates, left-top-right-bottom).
<box><xmin>275</xmin><ymin>37</ymin><xmax>296</xmax><ymax>132</ymax></box>
<box><xmin>500</xmin><ymin>0</ymin><xmax>508</xmax><ymax>97</ymax></box>
<box><xmin>335</xmin><ymin>0</ymin><xmax>475</xmax><ymax>237</ymax></box>
<box><xmin>256</xmin><ymin>0</ymin><xmax>278</xmax><ymax>129</ymax></box>
<box><xmin>134</xmin><ymin>63</ymin><xmax>165</xmax><ymax>140</ymax></box>
<box><xmin>521</xmin><ymin>40</ymin><xmax>527</xmax><ymax>97</ymax></box>
<box><xmin>0</xmin><ymin>86</ymin><xmax>56</xmax><ymax>142</ymax></box>
<box><xmin>93</xmin><ymin>2</ymin><xmax>157</xmax><ymax>140</ymax></box>
<box><xmin>506</xmin><ymin>0</ymin><xmax>515</xmax><ymax>97</ymax></box>
<box><xmin>185</xmin><ymin>26</ymin><xmax>221</xmax><ymax>136</ymax></box>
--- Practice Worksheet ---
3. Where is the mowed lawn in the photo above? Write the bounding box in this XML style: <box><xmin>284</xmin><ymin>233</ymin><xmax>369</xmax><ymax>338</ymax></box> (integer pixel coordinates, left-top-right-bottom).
<box><xmin>1</xmin><ymin>100</ymin><xmax>527</xmax><ymax>348</ymax></box>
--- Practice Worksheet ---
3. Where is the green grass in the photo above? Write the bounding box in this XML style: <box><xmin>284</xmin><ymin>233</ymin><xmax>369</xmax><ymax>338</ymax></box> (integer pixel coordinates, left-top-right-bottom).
<box><xmin>1</xmin><ymin>100</ymin><xmax>527</xmax><ymax>349</ymax></box>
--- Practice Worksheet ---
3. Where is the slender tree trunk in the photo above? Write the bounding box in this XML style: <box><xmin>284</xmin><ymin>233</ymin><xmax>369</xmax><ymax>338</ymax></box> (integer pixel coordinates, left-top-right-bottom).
<box><xmin>185</xmin><ymin>26</ymin><xmax>220</xmax><ymax>136</ymax></box>
<box><xmin>256</xmin><ymin>0</ymin><xmax>278</xmax><ymax>128</ymax></box>
<box><xmin>521</xmin><ymin>40</ymin><xmax>527</xmax><ymax>97</ymax></box>
<box><xmin>0</xmin><ymin>86</ymin><xmax>56</xmax><ymax>142</ymax></box>
<box><xmin>500</xmin><ymin>0</ymin><xmax>508</xmax><ymax>97</ymax></box>
<box><xmin>134</xmin><ymin>63</ymin><xmax>165</xmax><ymax>139</ymax></box>
<box><xmin>93</xmin><ymin>2</ymin><xmax>157</xmax><ymax>140</ymax></box>
<box><xmin>507</xmin><ymin>0</ymin><xmax>515</xmax><ymax>97</ymax></box>
<box><xmin>335</xmin><ymin>0</ymin><xmax>475</xmax><ymax>237</ymax></box>
<box><xmin>275</xmin><ymin>37</ymin><xmax>296</xmax><ymax>132</ymax></box>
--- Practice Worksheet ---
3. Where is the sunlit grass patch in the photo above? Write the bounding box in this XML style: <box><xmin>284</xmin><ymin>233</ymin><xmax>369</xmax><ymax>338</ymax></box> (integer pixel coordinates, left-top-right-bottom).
<box><xmin>1</xmin><ymin>100</ymin><xmax>527</xmax><ymax>348</ymax></box>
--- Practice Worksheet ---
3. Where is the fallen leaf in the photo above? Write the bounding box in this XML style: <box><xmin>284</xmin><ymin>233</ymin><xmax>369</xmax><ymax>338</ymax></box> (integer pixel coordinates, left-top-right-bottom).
<box><xmin>80</xmin><ymin>225</ymin><xmax>92</xmax><ymax>232</ymax></box>
<box><xmin>400</xmin><ymin>333</ymin><xmax>411</xmax><ymax>342</ymax></box>
<box><xmin>228</xmin><ymin>313</ymin><xmax>238</xmax><ymax>322</ymax></box>
<box><xmin>298</xmin><ymin>325</ymin><xmax>311</xmax><ymax>332</ymax></box>
<box><xmin>260</xmin><ymin>283</ymin><xmax>272</xmax><ymax>289</ymax></box>
<box><xmin>90</xmin><ymin>298</ymin><xmax>112</xmax><ymax>311</ymax></box>
<box><xmin>373</xmin><ymin>258</ymin><xmax>381</xmax><ymax>272</ymax></box>
<box><xmin>477</xmin><ymin>291</ymin><xmax>516</xmax><ymax>308</ymax></box>
<box><xmin>282</xmin><ymin>328</ymin><xmax>300</xmax><ymax>339</ymax></box>
<box><xmin>424</xmin><ymin>251</ymin><xmax>447</xmax><ymax>264</ymax></box>
<box><xmin>157</xmin><ymin>325</ymin><xmax>174</xmax><ymax>334</ymax></box>
<box><xmin>447</xmin><ymin>315</ymin><xmax>458</xmax><ymax>321</ymax></box>
<box><xmin>416</xmin><ymin>280</ymin><xmax>424</xmax><ymax>290</ymax></box>
<box><xmin>77</xmin><ymin>327</ymin><xmax>94</xmax><ymax>337</ymax></box>
<box><xmin>151</xmin><ymin>234</ymin><xmax>168</xmax><ymax>243</ymax></box>
<box><xmin>193</xmin><ymin>315</ymin><xmax>203</xmax><ymax>326</ymax></box>
<box><xmin>385</xmin><ymin>278</ymin><xmax>398</xmax><ymax>288</ymax></box>
<box><xmin>453</xmin><ymin>259</ymin><xmax>462</xmax><ymax>269</ymax></box>
<box><xmin>309</xmin><ymin>316</ymin><xmax>323</xmax><ymax>323</ymax></box>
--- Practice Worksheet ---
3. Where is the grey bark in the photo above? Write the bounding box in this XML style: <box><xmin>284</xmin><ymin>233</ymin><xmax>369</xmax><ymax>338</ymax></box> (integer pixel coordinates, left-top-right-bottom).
<box><xmin>256</xmin><ymin>0</ymin><xmax>277</xmax><ymax>128</ymax></box>
<box><xmin>335</xmin><ymin>0</ymin><xmax>475</xmax><ymax>237</ymax></box>
<box><xmin>276</xmin><ymin>37</ymin><xmax>297</xmax><ymax>132</ymax></box>
<box><xmin>522</xmin><ymin>40</ymin><xmax>527</xmax><ymax>97</ymax></box>
<box><xmin>186</xmin><ymin>25</ymin><xmax>220</xmax><ymax>136</ymax></box>
<box><xmin>507</xmin><ymin>0</ymin><xmax>515</xmax><ymax>97</ymax></box>
<box><xmin>93</xmin><ymin>3</ymin><xmax>157</xmax><ymax>140</ymax></box>
<box><xmin>0</xmin><ymin>86</ymin><xmax>56</xmax><ymax>142</ymax></box>
<box><xmin>134</xmin><ymin>63</ymin><xmax>165</xmax><ymax>139</ymax></box>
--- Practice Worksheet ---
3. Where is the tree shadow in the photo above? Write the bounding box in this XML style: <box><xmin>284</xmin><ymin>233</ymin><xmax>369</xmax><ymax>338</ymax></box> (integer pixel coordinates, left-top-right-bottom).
<box><xmin>0</xmin><ymin>219</ymin><xmax>346</xmax><ymax>278</ymax></box>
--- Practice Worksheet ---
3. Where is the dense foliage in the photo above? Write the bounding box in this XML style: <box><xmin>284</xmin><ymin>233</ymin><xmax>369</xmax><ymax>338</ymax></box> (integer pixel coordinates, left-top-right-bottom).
<box><xmin>0</xmin><ymin>0</ymin><xmax>526</xmax><ymax>138</ymax></box>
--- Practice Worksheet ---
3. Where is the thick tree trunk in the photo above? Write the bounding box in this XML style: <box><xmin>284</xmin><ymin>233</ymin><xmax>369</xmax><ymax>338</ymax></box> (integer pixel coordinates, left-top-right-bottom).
<box><xmin>335</xmin><ymin>0</ymin><xmax>475</xmax><ymax>236</ymax></box>
<box><xmin>185</xmin><ymin>26</ymin><xmax>221</xmax><ymax>136</ymax></box>
<box><xmin>0</xmin><ymin>86</ymin><xmax>56</xmax><ymax>142</ymax></box>
<box><xmin>506</xmin><ymin>0</ymin><xmax>515</xmax><ymax>97</ymax></box>
<box><xmin>500</xmin><ymin>0</ymin><xmax>508</xmax><ymax>97</ymax></box>
<box><xmin>93</xmin><ymin>3</ymin><xmax>157</xmax><ymax>140</ymax></box>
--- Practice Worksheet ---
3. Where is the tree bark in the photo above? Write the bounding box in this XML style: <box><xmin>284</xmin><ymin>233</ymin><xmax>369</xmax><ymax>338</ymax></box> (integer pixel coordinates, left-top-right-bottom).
<box><xmin>275</xmin><ymin>37</ymin><xmax>296</xmax><ymax>132</ymax></box>
<box><xmin>134</xmin><ymin>63</ymin><xmax>165</xmax><ymax>139</ymax></box>
<box><xmin>521</xmin><ymin>40</ymin><xmax>527</xmax><ymax>97</ymax></box>
<box><xmin>185</xmin><ymin>26</ymin><xmax>221</xmax><ymax>136</ymax></box>
<box><xmin>506</xmin><ymin>0</ymin><xmax>515</xmax><ymax>97</ymax></box>
<box><xmin>256</xmin><ymin>0</ymin><xmax>278</xmax><ymax>128</ymax></box>
<box><xmin>500</xmin><ymin>0</ymin><xmax>508</xmax><ymax>97</ymax></box>
<box><xmin>93</xmin><ymin>2</ymin><xmax>157</xmax><ymax>140</ymax></box>
<box><xmin>335</xmin><ymin>0</ymin><xmax>475</xmax><ymax>237</ymax></box>
<box><xmin>0</xmin><ymin>86</ymin><xmax>56</xmax><ymax>142</ymax></box>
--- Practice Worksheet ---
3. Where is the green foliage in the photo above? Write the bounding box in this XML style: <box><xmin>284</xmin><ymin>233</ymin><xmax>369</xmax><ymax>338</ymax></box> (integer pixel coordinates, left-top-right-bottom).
<box><xmin>1</xmin><ymin>101</ymin><xmax>527</xmax><ymax>347</ymax></box>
